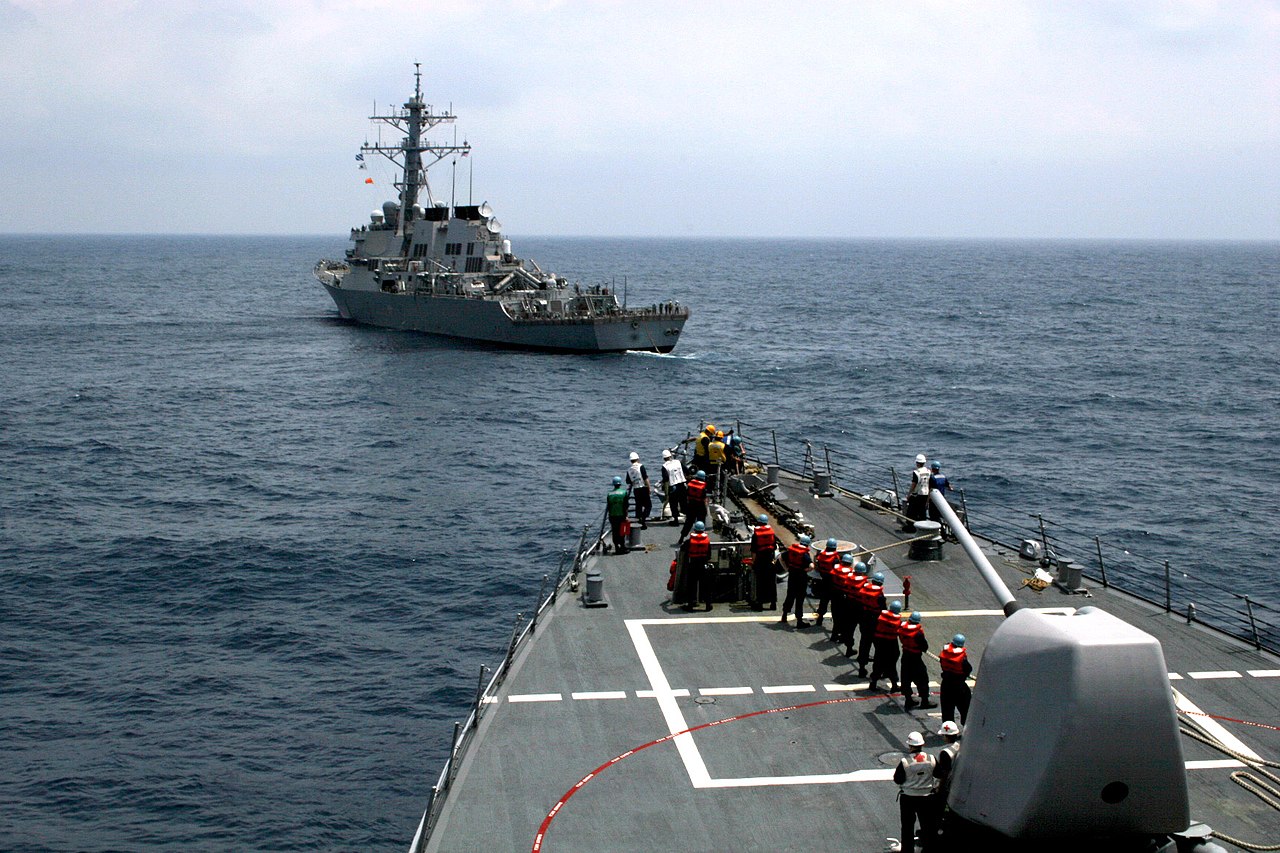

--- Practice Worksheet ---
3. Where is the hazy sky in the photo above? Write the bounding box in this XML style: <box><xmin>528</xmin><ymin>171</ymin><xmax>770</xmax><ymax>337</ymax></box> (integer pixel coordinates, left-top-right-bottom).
<box><xmin>2</xmin><ymin>0</ymin><xmax>1277</xmax><ymax>238</ymax></box>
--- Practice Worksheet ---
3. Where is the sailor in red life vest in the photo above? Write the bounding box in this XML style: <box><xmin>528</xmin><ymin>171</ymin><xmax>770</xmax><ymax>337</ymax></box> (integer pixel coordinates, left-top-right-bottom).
<box><xmin>898</xmin><ymin>611</ymin><xmax>934</xmax><ymax>711</ymax></box>
<box><xmin>868</xmin><ymin>599</ymin><xmax>904</xmax><ymax>692</ymax></box>
<box><xmin>939</xmin><ymin>634</ymin><xmax>974</xmax><ymax>725</ymax></box>
<box><xmin>678</xmin><ymin>470</ymin><xmax>709</xmax><ymax>543</ymax></box>
<box><xmin>893</xmin><ymin>731</ymin><xmax>937</xmax><ymax>853</ymax></box>
<box><xmin>748</xmin><ymin>514</ymin><xmax>778</xmax><ymax>612</ymax></box>
<box><xmin>855</xmin><ymin>571</ymin><xmax>886</xmax><ymax>678</ymax></box>
<box><xmin>679</xmin><ymin>521</ymin><xmax>713</xmax><ymax>612</ymax></box>
<box><xmin>841</xmin><ymin>559</ymin><xmax>869</xmax><ymax>658</ymax></box>
<box><xmin>829</xmin><ymin>553</ymin><xmax>856</xmax><ymax>653</ymax></box>
<box><xmin>810</xmin><ymin>538</ymin><xmax>839</xmax><ymax>628</ymax></box>
<box><xmin>779</xmin><ymin>534</ymin><xmax>813</xmax><ymax>628</ymax></box>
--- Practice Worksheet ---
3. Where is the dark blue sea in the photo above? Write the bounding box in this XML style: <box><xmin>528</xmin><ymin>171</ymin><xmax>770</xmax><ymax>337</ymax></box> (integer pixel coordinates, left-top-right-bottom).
<box><xmin>2</xmin><ymin>235</ymin><xmax>1277</xmax><ymax>850</ymax></box>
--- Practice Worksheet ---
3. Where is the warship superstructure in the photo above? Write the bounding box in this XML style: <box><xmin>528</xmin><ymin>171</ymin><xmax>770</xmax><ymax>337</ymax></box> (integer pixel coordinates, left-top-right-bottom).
<box><xmin>315</xmin><ymin>67</ymin><xmax>688</xmax><ymax>352</ymax></box>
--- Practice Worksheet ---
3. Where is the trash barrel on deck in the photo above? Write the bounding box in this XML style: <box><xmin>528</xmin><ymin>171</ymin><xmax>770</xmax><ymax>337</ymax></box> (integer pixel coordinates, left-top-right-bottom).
<box><xmin>766</xmin><ymin>464</ymin><xmax>780</xmax><ymax>485</ymax></box>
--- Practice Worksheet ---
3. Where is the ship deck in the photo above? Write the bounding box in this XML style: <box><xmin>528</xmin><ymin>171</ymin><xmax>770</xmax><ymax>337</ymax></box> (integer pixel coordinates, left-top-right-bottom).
<box><xmin>421</xmin><ymin>470</ymin><xmax>1280</xmax><ymax>852</ymax></box>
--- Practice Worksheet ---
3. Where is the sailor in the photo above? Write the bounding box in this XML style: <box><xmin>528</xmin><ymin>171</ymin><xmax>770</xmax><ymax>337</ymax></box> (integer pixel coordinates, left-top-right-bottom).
<box><xmin>927</xmin><ymin>460</ymin><xmax>952</xmax><ymax>529</ymax></box>
<box><xmin>724</xmin><ymin>432</ymin><xmax>744</xmax><ymax>475</ymax></box>
<box><xmin>606</xmin><ymin>475</ymin><xmax>630</xmax><ymax>554</ymax></box>
<box><xmin>929</xmin><ymin>721</ymin><xmax>962</xmax><ymax>845</ymax></box>
<box><xmin>893</xmin><ymin>731</ymin><xmax>937</xmax><ymax>853</ymax></box>
<box><xmin>660</xmin><ymin>449</ymin><xmax>687</xmax><ymax>526</ymax></box>
<box><xmin>749</xmin><ymin>514</ymin><xmax>778</xmax><ymax>611</ymax></box>
<box><xmin>842</xmin><ymin>559</ymin><xmax>871</xmax><ymax>658</ymax></box>
<box><xmin>706</xmin><ymin>430</ymin><xmax>727</xmax><ymax>494</ymax></box>
<box><xmin>692</xmin><ymin>424</ymin><xmax>714</xmax><ymax>474</ymax></box>
<box><xmin>830</xmin><ymin>553</ymin><xmax>856</xmax><ymax>652</ymax></box>
<box><xmin>855</xmin><ymin>571</ymin><xmax>887</xmax><ymax>677</ymax></box>
<box><xmin>680</xmin><ymin>521</ymin><xmax>713</xmax><ymax>612</ymax></box>
<box><xmin>811</xmin><ymin>537</ymin><xmax>840</xmax><ymax>628</ymax></box>
<box><xmin>625</xmin><ymin>451</ymin><xmax>652</xmax><ymax>529</ymax></box>
<box><xmin>780</xmin><ymin>534</ymin><xmax>813</xmax><ymax>628</ymax></box>
<box><xmin>678</xmin><ymin>471</ymin><xmax>709</xmax><ymax>543</ymax></box>
<box><xmin>906</xmin><ymin>454</ymin><xmax>931</xmax><ymax>524</ymax></box>
<box><xmin>939</xmin><ymin>634</ymin><xmax>974</xmax><ymax>725</ymax></box>
<box><xmin>898</xmin><ymin>611</ymin><xmax>934</xmax><ymax>710</ymax></box>
<box><xmin>868</xmin><ymin>600</ymin><xmax>904</xmax><ymax>693</ymax></box>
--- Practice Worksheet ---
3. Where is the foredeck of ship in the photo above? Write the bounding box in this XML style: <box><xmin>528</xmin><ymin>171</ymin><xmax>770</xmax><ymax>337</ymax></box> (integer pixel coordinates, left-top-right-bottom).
<box><xmin>421</xmin><ymin>470</ymin><xmax>1280</xmax><ymax>853</ymax></box>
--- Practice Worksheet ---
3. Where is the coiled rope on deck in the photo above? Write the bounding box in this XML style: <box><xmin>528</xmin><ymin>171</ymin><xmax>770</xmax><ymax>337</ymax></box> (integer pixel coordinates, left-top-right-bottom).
<box><xmin>1179</xmin><ymin>717</ymin><xmax>1280</xmax><ymax>851</ymax></box>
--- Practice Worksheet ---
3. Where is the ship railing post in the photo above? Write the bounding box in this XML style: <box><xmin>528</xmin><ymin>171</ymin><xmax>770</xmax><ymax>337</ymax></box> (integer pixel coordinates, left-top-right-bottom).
<box><xmin>530</xmin><ymin>574</ymin><xmax>549</xmax><ymax>633</ymax></box>
<box><xmin>823</xmin><ymin>445</ymin><xmax>833</xmax><ymax>485</ymax></box>
<box><xmin>1094</xmin><ymin>536</ymin><xmax>1109</xmax><ymax>588</ymax></box>
<box><xmin>445</xmin><ymin>721</ymin><xmax>462</xmax><ymax>789</ymax></box>
<box><xmin>771</xmin><ymin>430</ymin><xmax>780</xmax><ymax>466</ymax></box>
<box><xmin>957</xmin><ymin>487</ymin><xmax>970</xmax><ymax>533</ymax></box>
<box><xmin>1036</xmin><ymin>514</ymin><xmax>1050</xmax><ymax>564</ymax></box>
<box><xmin>1244</xmin><ymin>596</ymin><xmax>1262</xmax><ymax>649</ymax></box>
<box><xmin>471</xmin><ymin>665</ymin><xmax>489</xmax><ymax>728</ymax></box>
<box><xmin>1163</xmin><ymin>560</ymin><xmax>1172</xmax><ymax>613</ymax></box>
<box><xmin>889</xmin><ymin>466</ymin><xmax>902</xmax><ymax>512</ymax></box>
<box><xmin>1186</xmin><ymin>602</ymin><xmax>1196</xmax><ymax>625</ymax></box>
<box><xmin>503</xmin><ymin>612</ymin><xmax>525</xmax><ymax>677</ymax></box>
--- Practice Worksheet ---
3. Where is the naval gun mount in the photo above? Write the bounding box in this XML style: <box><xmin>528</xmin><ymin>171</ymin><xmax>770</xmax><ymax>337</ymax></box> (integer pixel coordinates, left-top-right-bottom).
<box><xmin>931</xmin><ymin>491</ymin><xmax>1207</xmax><ymax>850</ymax></box>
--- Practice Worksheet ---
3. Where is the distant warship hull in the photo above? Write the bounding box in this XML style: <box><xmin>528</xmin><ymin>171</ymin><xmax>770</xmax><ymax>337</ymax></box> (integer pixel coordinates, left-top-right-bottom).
<box><xmin>323</xmin><ymin>284</ymin><xmax>685</xmax><ymax>353</ymax></box>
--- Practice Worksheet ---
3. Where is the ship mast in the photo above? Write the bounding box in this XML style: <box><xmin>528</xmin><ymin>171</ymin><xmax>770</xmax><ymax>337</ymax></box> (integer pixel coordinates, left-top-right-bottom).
<box><xmin>361</xmin><ymin>63</ymin><xmax>471</xmax><ymax>236</ymax></box>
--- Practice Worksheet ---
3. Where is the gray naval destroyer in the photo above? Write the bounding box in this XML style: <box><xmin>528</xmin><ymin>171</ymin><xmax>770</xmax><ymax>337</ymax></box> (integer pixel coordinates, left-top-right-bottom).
<box><xmin>315</xmin><ymin>67</ymin><xmax>688</xmax><ymax>353</ymax></box>
<box><xmin>409</xmin><ymin>421</ymin><xmax>1280</xmax><ymax>853</ymax></box>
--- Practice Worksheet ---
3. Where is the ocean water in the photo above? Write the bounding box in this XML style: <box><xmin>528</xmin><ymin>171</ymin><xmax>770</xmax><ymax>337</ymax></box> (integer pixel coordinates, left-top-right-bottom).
<box><xmin>1</xmin><ymin>234</ymin><xmax>1277</xmax><ymax>850</ymax></box>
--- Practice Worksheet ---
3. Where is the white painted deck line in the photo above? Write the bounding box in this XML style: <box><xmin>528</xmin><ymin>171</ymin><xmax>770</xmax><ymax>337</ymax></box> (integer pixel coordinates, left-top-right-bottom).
<box><xmin>649</xmin><ymin>608</ymin><xmax>1071</xmax><ymax>627</ymax></box>
<box><xmin>1167</xmin><ymin>673</ymin><xmax>1183</xmax><ymax>679</ymax></box>
<box><xmin>762</xmin><ymin>685</ymin><xmax>815</xmax><ymax>694</ymax></box>
<box><xmin>824</xmin><ymin>683</ymin><xmax>866</xmax><ymax>692</ymax></box>
<box><xmin>1247</xmin><ymin>669</ymin><xmax>1280</xmax><ymax>677</ymax></box>
<box><xmin>625</xmin><ymin>620</ymin><xmax>713</xmax><ymax>787</ymax></box>
<box><xmin>635</xmin><ymin>688</ymin><xmax>691</xmax><ymax>698</ymax></box>
<box><xmin>700</xmin><ymin>687</ymin><xmax>754</xmax><ymax>696</ymax></box>
<box><xmin>571</xmin><ymin>691</ymin><xmax>627</xmax><ymax>700</ymax></box>
<box><xmin>508</xmin><ymin>693</ymin><xmax>563</xmax><ymax>703</ymax></box>
<box><xmin>1188</xmin><ymin>671</ymin><xmax>1242</xmax><ymax>680</ymax></box>
<box><xmin>1173</xmin><ymin>688</ymin><xmax>1261</xmax><ymax>762</ymax></box>
<box><xmin>1186</xmin><ymin>759</ymin><xmax>1247</xmax><ymax>770</ymax></box>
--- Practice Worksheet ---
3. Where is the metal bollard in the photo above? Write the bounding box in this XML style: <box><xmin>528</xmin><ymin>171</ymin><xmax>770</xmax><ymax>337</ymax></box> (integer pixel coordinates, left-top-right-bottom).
<box><xmin>584</xmin><ymin>571</ymin><xmax>608</xmax><ymax>608</ymax></box>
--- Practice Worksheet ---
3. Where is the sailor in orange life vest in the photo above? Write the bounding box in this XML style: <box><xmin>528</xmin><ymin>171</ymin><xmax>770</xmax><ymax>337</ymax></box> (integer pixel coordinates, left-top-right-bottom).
<box><xmin>939</xmin><ymin>634</ymin><xmax>974</xmax><ymax>725</ymax></box>
<box><xmin>898</xmin><ymin>611</ymin><xmax>934</xmax><ymax>710</ymax></box>
<box><xmin>678</xmin><ymin>470</ymin><xmax>709</xmax><ymax>543</ymax></box>
<box><xmin>748</xmin><ymin>514</ymin><xmax>778</xmax><ymax>611</ymax></box>
<box><xmin>867</xmin><ymin>599</ymin><xmax>903</xmax><ymax>692</ymax></box>
<box><xmin>679</xmin><ymin>521</ymin><xmax>713</xmax><ymax>612</ymax></box>
<box><xmin>855</xmin><ymin>570</ymin><xmax>886</xmax><ymax>677</ymax></box>
<box><xmin>779</xmin><ymin>534</ymin><xmax>812</xmax><ymax>627</ymax></box>
<box><xmin>839</xmin><ymin>557</ymin><xmax>870</xmax><ymax>658</ymax></box>
<box><xmin>893</xmin><ymin>730</ymin><xmax>937</xmax><ymax>853</ymax></box>
<box><xmin>829</xmin><ymin>552</ymin><xmax>857</xmax><ymax>652</ymax></box>
<box><xmin>811</xmin><ymin>538</ymin><xmax>839</xmax><ymax>628</ymax></box>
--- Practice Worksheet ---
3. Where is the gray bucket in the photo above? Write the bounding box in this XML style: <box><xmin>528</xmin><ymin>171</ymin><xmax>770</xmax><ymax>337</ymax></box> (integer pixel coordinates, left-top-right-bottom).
<box><xmin>766</xmin><ymin>464</ymin><xmax>780</xmax><ymax>485</ymax></box>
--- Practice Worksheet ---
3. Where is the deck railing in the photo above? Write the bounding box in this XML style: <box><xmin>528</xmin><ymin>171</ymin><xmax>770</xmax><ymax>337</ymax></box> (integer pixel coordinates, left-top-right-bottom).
<box><xmin>719</xmin><ymin>419</ymin><xmax>1280</xmax><ymax>655</ymax></box>
<box><xmin>406</xmin><ymin>518</ymin><xmax>606</xmax><ymax>853</ymax></box>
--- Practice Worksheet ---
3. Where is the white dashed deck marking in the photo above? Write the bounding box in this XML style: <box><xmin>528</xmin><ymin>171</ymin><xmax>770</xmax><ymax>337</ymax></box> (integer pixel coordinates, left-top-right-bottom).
<box><xmin>1168</xmin><ymin>673</ymin><xmax>1183</xmax><ymax>680</ymax></box>
<box><xmin>636</xmin><ymin>688</ymin><xmax>690</xmax><ymax>698</ymax></box>
<box><xmin>1188</xmin><ymin>671</ymin><xmax>1242</xmax><ymax>680</ymax></box>
<box><xmin>700</xmin><ymin>687</ymin><xmax>754</xmax><ymax>696</ymax></box>
<box><xmin>762</xmin><ymin>685</ymin><xmax>816</xmax><ymax>694</ymax></box>
<box><xmin>1186</xmin><ymin>759</ymin><xmax>1248</xmax><ymax>769</ymax></box>
<box><xmin>508</xmin><ymin>693</ymin><xmax>563</xmax><ymax>703</ymax></box>
<box><xmin>571</xmin><ymin>691</ymin><xmax>627</xmax><ymax>700</ymax></box>
<box><xmin>1248</xmin><ymin>669</ymin><xmax>1280</xmax><ymax>678</ymax></box>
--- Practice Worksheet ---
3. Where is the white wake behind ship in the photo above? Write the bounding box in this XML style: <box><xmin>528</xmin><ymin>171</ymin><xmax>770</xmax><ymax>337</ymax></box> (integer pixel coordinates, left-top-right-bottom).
<box><xmin>315</xmin><ymin>66</ymin><xmax>689</xmax><ymax>353</ymax></box>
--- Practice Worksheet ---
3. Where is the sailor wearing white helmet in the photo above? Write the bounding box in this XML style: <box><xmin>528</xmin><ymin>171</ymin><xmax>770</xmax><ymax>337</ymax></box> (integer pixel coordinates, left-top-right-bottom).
<box><xmin>906</xmin><ymin>453</ymin><xmax>931</xmax><ymax>524</ymax></box>
<box><xmin>659</xmin><ymin>448</ymin><xmax>687</xmax><ymax>526</ymax></box>
<box><xmin>625</xmin><ymin>451</ymin><xmax>651</xmax><ymax>529</ymax></box>
<box><xmin>928</xmin><ymin>721</ymin><xmax>963</xmax><ymax>846</ymax></box>
<box><xmin>893</xmin><ymin>730</ymin><xmax>937</xmax><ymax>853</ymax></box>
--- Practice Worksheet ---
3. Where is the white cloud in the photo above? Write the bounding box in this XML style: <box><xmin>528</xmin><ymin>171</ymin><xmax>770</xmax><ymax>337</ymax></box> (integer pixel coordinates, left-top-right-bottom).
<box><xmin>1</xmin><ymin>0</ymin><xmax>1276</xmax><ymax>236</ymax></box>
